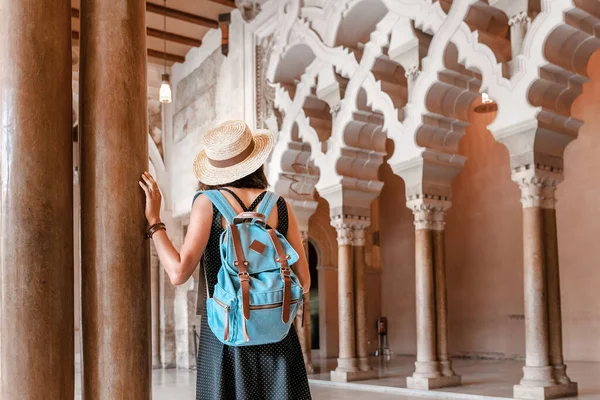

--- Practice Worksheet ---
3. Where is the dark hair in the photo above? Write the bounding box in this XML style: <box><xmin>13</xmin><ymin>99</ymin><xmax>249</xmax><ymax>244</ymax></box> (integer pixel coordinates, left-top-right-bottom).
<box><xmin>197</xmin><ymin>166</ymin><xmax>269</xmax><ymax>191</ymax></box>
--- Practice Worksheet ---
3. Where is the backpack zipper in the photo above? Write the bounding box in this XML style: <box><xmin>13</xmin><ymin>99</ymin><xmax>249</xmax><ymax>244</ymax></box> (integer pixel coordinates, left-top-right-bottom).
<box><xmin>249</xmin><ymin>299</ymin><xmax>299</xmax><ymax>311</ymax></box>
<box><xmin>214</xmin><ymin>297</ymin><xmax>299</xmax><ymax>311</ymax></box>
<box><xmin>213</xmin><ymin>298</ymin><xmax>230</xmax><ymax>341</ymax></box>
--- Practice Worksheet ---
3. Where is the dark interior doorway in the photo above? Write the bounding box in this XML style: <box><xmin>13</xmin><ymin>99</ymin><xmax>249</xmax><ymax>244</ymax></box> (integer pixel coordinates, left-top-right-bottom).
<box><xmin>307</xmin><ymin>241</ymin><xmax>319</xmax><ymax>350</ymax></box>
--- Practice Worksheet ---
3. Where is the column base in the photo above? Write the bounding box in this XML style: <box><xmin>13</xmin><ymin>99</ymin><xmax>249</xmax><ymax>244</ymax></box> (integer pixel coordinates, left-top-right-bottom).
<box><xmin>552</xmin><ymin>364</ymin><xmax>573</xmax><ymax>385</ymax></box>
<box><xmin>514</xmin><ymin>382</ymin><xmax>578</xmax><ymax>400</ymax></box>
<box><xmin>330</xmin><ymin>368</ymin><xmax>378</xmax><ymax>382</ymax></box>
<box><xmin>407</xmin><ymin>374</ymin><xmax>462</xmax><ymax>390</ymax></box>
<box><xmin>439</xmin><ymin>360</ymin><xmax>460</xmax><ymax>378</ymax></box>
<box><xmin>305</xmin><ymin>362</ymin><xmax>315</xmax><ymax>374</ymax></box>
<box><xmin>358</xmin><ymin>356</ymin><xmax>372</xmax><ymax>372</ymax></box>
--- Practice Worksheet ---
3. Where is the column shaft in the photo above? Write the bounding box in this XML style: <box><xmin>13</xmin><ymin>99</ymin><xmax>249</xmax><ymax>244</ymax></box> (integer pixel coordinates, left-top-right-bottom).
<box><xmin>336</xmin><ymin>243</ymin><xmax>357</xmax><ymax>370</ymax></box>
<box><xmin>413</xmin><ymin>229</ymin><xmax>440</xmax><ymax>378</ymax></box>
<box><xmin>80</xmin><ymin>0</ymin><xmax>151</xmax><ymax>397</ymax></box>
<box><xmin>520</xmin><ymin>207</ymin><xmax>553</xmax><ymax>385</ymax></box>
<box><xmin>433</xmin><ymin>229</ymin><xmax>453</xmax><ymax>376</ymax></box>
<box><xmin>295</xmin><ymin>233</ymin><xmax>314</xmax><ymax>373</ymax></box>
<box><xmin>0</xmin><ymin>1</ymin><xmax>74</xmax><ymax>398</ymax></box>
<box><xmin>354</xmin><ymin>244</ymin><xmax>370</xmax><ymax>371</ymax></box>
<box><xmin>543</xmin><ymin>208</ymin><xmax>569</xmax><ymax>383</ymax></box>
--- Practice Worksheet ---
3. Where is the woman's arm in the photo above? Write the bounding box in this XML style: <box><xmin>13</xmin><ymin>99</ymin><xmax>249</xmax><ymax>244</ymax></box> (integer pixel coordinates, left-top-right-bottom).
<box><xmin>285</xmin><ymin>203</ymin><xmax>311</xmax><ymax>293</ymax></box>
<box><xmin>140</xmin><ymin>172</ymin><xmax>212</xmax><ymax>285</ymax></box>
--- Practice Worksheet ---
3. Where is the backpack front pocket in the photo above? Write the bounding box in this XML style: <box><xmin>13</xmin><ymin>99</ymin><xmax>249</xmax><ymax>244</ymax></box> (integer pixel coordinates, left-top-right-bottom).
<box><xmin>233</xmin><ymin>300</ymin><xmax>301</xmax><ymax>346</ymax></box>
<box><xmin>207</xmin><ymin>296</ymin><xmax>236</xmax><ymax>344</ymax></box>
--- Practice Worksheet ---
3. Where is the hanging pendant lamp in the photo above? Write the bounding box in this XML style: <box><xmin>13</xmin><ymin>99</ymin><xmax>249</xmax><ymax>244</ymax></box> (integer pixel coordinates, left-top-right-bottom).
<box><xmin>159</xmin><ymin>0</ymin><xmax>172</xmax><ymax>104</ymax></box>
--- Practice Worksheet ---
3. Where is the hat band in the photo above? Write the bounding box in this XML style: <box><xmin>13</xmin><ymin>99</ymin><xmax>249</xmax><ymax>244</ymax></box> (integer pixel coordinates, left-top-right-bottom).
<box><xmin>207</xmin><ymin>140</ymin><xmax>255</xmax><ymax>168</ymax></box>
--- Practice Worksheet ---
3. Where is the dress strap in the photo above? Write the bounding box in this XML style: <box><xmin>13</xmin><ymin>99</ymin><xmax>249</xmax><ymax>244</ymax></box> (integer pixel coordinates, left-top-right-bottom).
<box><xmin>219</xmin><ymin>188</ymin><xmax>267</xmax><ymax>212</ymax></box>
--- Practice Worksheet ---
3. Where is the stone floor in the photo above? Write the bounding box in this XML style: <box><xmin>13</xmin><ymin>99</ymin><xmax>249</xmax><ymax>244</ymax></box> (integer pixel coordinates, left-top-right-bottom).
<box><xmin>75</xmin><ymin>356</ymin><xmax>600</xmax><ymax>399</ymax></box>
<box><xmin>76</xmin><ymin>368</ymin><xmax>427</xmax><ymax>399</ymax></box>
<box><xmin>308</xmin><ymin>355</ymin><xmax>600</xmax><ymax>399</ymax></box>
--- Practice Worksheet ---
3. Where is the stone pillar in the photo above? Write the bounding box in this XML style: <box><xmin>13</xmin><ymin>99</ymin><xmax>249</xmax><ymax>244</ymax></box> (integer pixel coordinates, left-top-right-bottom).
<box><xmin>296</xmin><ymin>231</ymin><xmax>314</xmax><ymax>373</ymax></box>
<box><xmin>332</xmin><ymin>219</ymin><xmax>357</xmax><ymax>377</ymax></box>
<box><xmin>0</xmin><ymin>1</ymin><xmax>74</xmax><ymax>398</ymax></box>
<box><xmin>544</xmin><ymin>207</ymin><xmax>568</xmax><ymax>385</ymax></box>
<box><xmin>432</xmin><ymin>210</ymin><xmax>459</xmax><ymax>381</ymax></box>
<box><xmin>330</xmin><ymin>216</ymin><xmax>377</xmax><ymax>382</ymax></box>
<box><xmin>353</xmin><ymin>227</ymin><xmax>372</xmax><ymax>372</ymax></box>
<box><xmin>513</xmin><ymin>168</ymin><xmax>577</xmax><ymax>399</ymax></box>
<box><xmin>151</xmin><ymin>242</ymin><xmax>162</xmax><ymax>368</ymax></box>
<box><xmin>79</xmin><ymin>0</ymin><xmax>151</xmax><ymax>397</ymax></box>
<box><xmin>407</xmin><ymin>200</ymin><xmax>460</xmax><ymax>390</ymax></box>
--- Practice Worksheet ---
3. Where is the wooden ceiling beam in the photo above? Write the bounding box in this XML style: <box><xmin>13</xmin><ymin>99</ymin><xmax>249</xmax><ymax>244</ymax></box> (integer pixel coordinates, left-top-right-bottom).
<box><xmin>205</xmin><ymin>0</ymin><xmax>236</xmax><ymax>7</ymax></box>
<box><xmin>72</xmin><ymin>31</ymin><xmax>186</xmax><ymax>63</ymax></box>
<box><xmin>72</xmin><ymin>4</ymin><xmax>218</xmax><ymax>29</ymax></box>
<box><xmin>145</xmin><ymin>3</ymin><xmax>218</xmax><ymax>29</ymax></box>
<box><xmin>147</xmin><ymin>27</ymin><xmax>202</xmax><ymax>47</ymax></box>
<box><xmin>147</xmin><ymin>48</ymin><xmax>186</xmax><ymax>63</ymax></box>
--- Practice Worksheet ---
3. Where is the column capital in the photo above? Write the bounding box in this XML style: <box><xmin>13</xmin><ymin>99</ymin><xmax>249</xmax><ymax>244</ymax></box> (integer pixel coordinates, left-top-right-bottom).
<box><xmin>352</xmin><ymin>226</ymin><xmax>367</xmax><ymax>247</ymax></box>
<box><xmin>511</xmin><ymin>165</ymin><xmax>563</xmax><ymax>209</ymax></box>
<box><xmin>330</xmin><ymin>214</ymin><xmax>370</xmax><ymax>246</ymax></box>
<box><xmin>508</xmin><ymin>11</ymin><xmax>530</xmax><ymax>26</ymax></box>
<box><xmin>407</xmin><ymin>196</ymin><xmax>450</xmax><ymax>231</ymax></box>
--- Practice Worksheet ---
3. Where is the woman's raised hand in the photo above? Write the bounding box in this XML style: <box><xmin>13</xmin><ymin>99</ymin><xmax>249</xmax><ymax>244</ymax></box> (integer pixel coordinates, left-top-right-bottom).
<box><xmin>139</xmin><ymin>171</ymin><xmax>162</xmax><ymax>225</ymax></box>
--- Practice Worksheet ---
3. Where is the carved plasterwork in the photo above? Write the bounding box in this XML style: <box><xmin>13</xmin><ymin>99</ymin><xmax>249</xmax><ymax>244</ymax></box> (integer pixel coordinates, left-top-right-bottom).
<box><xmin>257</xmin><ymin>0</ymin><xmax>597</xmax><ymax>217</ymax></box>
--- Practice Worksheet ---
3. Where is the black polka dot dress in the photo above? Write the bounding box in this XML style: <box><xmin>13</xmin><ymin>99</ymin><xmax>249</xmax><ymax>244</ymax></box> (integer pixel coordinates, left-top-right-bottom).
<box><xmin>196</xmin><ymin>191</ymin><xmax>312</xmax><ymax>400</ymax></box>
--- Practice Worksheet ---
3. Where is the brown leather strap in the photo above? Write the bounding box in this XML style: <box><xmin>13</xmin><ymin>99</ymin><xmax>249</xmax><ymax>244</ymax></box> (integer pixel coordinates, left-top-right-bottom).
<box><xmin>230</xmin><ymin>224</ymin><xmax>251</xmax><ymax>320</ymax></box>
<box><xmin>233</xmin><ymin>212</ymin><xmax>266</xmax><ymax>225</ymax></box>
<box><xmin>268</xmin><ymin>229</ymin><xmax>292</xmax><ymax>324</ymax></box>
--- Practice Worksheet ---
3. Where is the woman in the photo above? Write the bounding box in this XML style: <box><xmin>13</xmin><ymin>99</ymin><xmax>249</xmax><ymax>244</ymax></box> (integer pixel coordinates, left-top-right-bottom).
<box><xmin>139</xmin><ymin>120</ymin><xmax>312</xmax><ymax>400</ymax></box>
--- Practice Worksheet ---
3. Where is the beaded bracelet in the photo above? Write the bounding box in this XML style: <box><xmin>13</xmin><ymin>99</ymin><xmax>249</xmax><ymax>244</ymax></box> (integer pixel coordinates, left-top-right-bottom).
<box><xmin>146</xmin><ymin>222</ymin><xmax>166</xmax><ymax>238</ymax></box>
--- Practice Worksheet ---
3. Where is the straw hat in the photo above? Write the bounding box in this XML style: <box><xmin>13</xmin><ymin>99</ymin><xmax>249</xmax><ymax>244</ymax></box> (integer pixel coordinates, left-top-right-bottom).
<box><xmin>193</xmin><ymin>120</ymin><xmax>276</xmax><ymax>185</ymax></box>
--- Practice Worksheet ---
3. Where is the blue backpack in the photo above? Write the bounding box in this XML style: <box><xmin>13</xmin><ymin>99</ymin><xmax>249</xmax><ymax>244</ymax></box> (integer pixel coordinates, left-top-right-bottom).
<box><xmin>196</xmin><ymin>190</ymin><xmax>304</xmax><ymax>346</ymax></box>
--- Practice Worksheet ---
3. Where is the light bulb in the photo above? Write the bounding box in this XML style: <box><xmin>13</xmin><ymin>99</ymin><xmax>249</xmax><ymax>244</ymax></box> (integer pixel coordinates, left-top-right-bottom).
<box><xmin>159</xmin><ymin>73</ymin><xmax>172</xmax><ymax>104</ymax></box>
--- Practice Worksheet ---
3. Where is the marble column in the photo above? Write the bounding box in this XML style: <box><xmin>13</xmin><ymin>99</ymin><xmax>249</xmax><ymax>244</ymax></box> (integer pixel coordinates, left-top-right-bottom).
<box><xmin>432</xmin><ymin>210</ymin><xmax>460</xmax><ymax>382</ymax></box>
<box><xmin>544</xmin><ymin>206</ymin><xmax>569</xmax><ymax>385</ymax></box>
<box><xmin>513</xmin><ymin>170</ymin><xmax>577</xmax><ymax>399</ymax></box>
<box><xmin>330</xmin><ymin>216</ymin><xmax>377</xmax><ymax>382</ymax></box>
<box><xmin>353</xmin><ymin>227</ymin><xmax>372</xmax><ymax>372</ymax></box>
<box><xmin>0</xmin><ymin>1</ymin><xmax>74</xmax><ymax>398</ymax></box>
<box><xmin>332</xmin><ymin>220</ymin><xmax>357</xmax><ymax>376</ymax></box>
<box><xmin>407</xmin><ymin>201</ymin><xmax>460</xmax><ymax>390</ymax></box>
<box><xmin>79</xmin><ymin>0</ymin><xmax>151</xmax><ymax>397</ymax></box>
<box><xmin>296</xmin><ymin>231</ymin><xmax>314</xmax><ymax>373</ymax></box>
<box><xmin>409</xmin><ymin>207</ymin><xmax>440</xmax><ymax>385</ymax></box>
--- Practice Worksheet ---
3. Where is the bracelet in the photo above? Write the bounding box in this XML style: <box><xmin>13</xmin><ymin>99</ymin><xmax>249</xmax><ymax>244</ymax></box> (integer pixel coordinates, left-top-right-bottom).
<box><xmin>146</xmin><ymin>222</ymin><xmax>166</xmax><ymax>239</ymax></box>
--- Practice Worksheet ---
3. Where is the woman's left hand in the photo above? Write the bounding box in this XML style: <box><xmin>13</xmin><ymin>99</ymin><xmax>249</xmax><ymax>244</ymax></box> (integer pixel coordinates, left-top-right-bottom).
<box><xmin>139</xmin><ymin>171</ymin><xmax>162</xmax><ymax>225</ymax></box>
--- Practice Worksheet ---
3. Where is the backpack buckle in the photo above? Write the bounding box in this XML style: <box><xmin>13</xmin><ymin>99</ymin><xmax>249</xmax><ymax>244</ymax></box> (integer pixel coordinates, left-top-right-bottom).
<box><xmin>280</xmin><ymin>267</ymin><xmax>291</xmax><ymax>278</ymax></box>
<box><xmin>275</xmin><ymin>254</ymin><xmax>291</xmax><ymax>263</ymax></box>
<box><xmin>238</xmin><ymin>271</ymin><xmax>250</xmax><ymax>281</ymax></box>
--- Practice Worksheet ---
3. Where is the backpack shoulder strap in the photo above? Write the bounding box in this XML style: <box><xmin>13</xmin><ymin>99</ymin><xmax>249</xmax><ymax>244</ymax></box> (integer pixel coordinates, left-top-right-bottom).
<box><xmin>256</xmin><ymin>191</ymin><xmax>280</xmax><ymax>219</ymax></box>
<box><xmin>193</xmin><ymin>190</ymin><xmax>237</xmax><ymax>223</ymax></box>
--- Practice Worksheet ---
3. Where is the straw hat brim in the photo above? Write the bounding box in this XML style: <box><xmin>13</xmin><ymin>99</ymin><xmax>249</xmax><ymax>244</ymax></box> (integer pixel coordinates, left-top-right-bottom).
<box><xmin>193</xmin><ymin>128</ymin><xmax>276</xmax><ymax>186</ymax></box>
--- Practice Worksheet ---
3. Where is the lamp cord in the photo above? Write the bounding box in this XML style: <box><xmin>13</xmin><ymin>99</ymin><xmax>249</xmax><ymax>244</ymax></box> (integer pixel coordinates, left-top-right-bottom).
<box><xmin>163</xmin><ymin>0</ymin><xmax>167</xmax><ymax>73</ymax></box>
